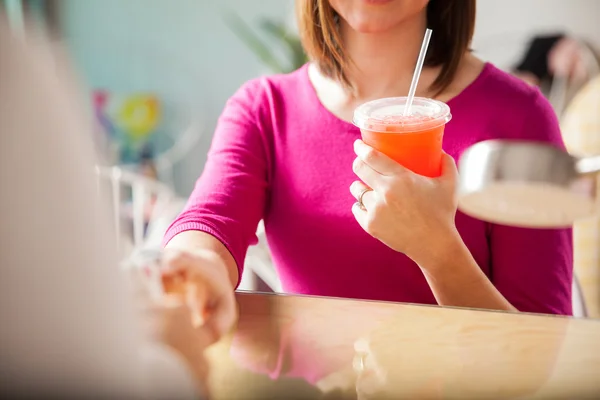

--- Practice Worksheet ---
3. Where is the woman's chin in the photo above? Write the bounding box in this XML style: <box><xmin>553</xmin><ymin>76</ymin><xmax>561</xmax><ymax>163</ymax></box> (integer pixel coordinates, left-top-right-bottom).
<box><xmin>347</xmin><ymin>20</ymin><xmax>398</xmax><ymax>34</ymax></box>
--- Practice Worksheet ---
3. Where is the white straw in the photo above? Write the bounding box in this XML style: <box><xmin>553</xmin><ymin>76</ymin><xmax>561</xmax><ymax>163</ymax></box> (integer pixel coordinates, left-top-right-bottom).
<box><xmin>403</xmin><ymin>28</ymin><xmax>433</xmax><ymax>116</ymax></box>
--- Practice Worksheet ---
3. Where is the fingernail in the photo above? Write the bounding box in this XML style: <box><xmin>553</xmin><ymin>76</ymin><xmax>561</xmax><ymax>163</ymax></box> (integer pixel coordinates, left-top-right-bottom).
<box><xmin>352</xmin><ymin>202</ymin><xmax>365</xmax><ymax>212</ymax></box>
<box><xmin>354</xmin><ymin>140</ymin><xmax>368</xmax><ymax>158</ymax></box>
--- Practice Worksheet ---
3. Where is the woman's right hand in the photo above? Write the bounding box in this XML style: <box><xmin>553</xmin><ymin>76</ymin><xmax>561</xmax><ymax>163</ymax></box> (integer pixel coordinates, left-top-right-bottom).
<box><xmin>160</xmin><ymin>248</ymin><xmax>238</xmax><ymax>345</ymax></box>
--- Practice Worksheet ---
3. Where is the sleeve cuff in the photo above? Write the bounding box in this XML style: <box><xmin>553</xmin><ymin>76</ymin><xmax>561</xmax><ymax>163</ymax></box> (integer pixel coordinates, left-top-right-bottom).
<box><xmin>162</xmin><ymin>221</ymin><xmax>244</xmax><ymax>289</ymax></box>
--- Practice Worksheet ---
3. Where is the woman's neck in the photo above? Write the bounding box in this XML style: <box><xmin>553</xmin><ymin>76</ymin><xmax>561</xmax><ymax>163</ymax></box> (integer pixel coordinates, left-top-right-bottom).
<box><xmin>341</xmin><ymin>11</ymin><xmax>436</xmax><ymax>100</ymax></box>
<box><xmin>308</xmin><ymin>12</ymin><xmax>483</xmax><ymax>123</ymax></box>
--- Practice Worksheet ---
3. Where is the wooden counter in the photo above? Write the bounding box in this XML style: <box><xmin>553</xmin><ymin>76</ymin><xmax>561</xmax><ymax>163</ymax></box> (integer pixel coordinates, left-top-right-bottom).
<box><xmin>204</xmin><ymin>292</ymin><xmax>600</xmax><ymax>399</ymax></box>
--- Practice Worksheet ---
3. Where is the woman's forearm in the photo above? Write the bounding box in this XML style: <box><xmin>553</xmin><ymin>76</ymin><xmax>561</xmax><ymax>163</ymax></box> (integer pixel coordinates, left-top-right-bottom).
<box><xmin>165</xmin><ymin>231</ymin><xmax>239</xmax><ymax>289</ymax></box>
<box><xmin>420</xmin><ymin>233</ymin><xmax>517</xmax><ymax>312</ymax></box>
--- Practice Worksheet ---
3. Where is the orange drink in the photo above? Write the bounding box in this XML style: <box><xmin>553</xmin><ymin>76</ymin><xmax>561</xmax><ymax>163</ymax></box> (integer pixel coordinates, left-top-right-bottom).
<box><xmin>353</xmin><ymin>97</ymin><xmax>452</xmax><ymax>178</ymax></box>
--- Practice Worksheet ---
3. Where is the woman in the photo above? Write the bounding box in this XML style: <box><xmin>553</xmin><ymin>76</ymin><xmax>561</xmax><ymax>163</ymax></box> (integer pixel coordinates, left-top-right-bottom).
<box><xmin>163</xmin><ymin>0</ymin><xmax>573</xmax><ymax>338</ymax></box>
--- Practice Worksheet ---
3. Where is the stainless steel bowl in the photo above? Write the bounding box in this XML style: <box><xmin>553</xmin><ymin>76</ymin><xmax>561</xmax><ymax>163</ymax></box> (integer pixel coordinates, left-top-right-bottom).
<box><xmin>457</xmin><ymin>140</ymin><xmax>600</xmax><ymax>228</ymax></box>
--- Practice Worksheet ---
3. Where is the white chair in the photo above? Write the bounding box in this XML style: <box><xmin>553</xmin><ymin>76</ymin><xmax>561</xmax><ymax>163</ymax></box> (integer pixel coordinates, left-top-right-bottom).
<box><xmin>95</xmin><ymin>165</ymin><xmax>178</xmax><ymax>257</ymax></box>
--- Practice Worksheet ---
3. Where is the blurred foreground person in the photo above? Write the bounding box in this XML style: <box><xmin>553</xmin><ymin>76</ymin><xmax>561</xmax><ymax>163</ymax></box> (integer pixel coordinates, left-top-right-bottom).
<box><xmin>0</xmin><ymin>14</ymin><xmax>207</xmax><ymax>399</ymax></box>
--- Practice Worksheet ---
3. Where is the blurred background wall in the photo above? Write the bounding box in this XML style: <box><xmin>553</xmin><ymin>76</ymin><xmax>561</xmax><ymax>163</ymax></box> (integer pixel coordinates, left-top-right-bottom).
<box><xmin>59</xmin><ymin>0</ymin><xmax>294</xmax><ymax>193</ymax></box>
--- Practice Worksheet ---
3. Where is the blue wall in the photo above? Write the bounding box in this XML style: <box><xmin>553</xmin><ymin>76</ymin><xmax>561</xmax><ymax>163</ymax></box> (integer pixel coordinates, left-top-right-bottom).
<box><xmin>60</xmin><ymin>0</ymin><xmax>294</xmax><ymax>193</ymax></box>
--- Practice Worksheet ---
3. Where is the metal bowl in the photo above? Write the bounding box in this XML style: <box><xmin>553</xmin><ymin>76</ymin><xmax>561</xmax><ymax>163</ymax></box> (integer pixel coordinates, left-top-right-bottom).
<box><xmin>457</xmin><ymin>140</ymin><xmax>599</xmax><ymax>228</ymax></box>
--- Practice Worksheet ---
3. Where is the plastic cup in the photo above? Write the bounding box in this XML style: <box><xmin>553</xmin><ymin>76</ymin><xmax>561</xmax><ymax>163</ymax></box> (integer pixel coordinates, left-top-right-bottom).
<box><xmin>353</xmin><ymin>97</ymin><xmax>452</xmax><ymax>177</ymax></box>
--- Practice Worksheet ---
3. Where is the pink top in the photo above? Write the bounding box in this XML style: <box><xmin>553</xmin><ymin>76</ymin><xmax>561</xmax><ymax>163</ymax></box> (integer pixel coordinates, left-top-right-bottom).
<box><xmin>165</xmin><ymin>63</ymin><xmax>573</xmax><ymax>316</ymax></box>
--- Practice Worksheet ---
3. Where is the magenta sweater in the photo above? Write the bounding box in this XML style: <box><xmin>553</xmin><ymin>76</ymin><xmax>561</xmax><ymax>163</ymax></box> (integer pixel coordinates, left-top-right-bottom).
<box><xmin>165</xmin><ymin>63</ymin><xmax>573</xmax><ymax>315</ymax></box>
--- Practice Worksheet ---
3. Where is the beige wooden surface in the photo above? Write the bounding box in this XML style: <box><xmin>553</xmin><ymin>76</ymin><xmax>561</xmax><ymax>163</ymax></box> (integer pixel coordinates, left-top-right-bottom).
<box><xmin>202</xmin><ymin>292</ymin><xmax>600</xmax><ymax>399</ymax></box>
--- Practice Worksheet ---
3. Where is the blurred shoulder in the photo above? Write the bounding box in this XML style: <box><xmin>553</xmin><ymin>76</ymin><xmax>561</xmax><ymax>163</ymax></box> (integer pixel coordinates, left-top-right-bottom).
<box><xmin>224</xmin><ymin>64</ymin><xmax>311</xmax><ymax>124</ymax></box>
<box><xmin>478</xmin><ymin>63</ymin><xmax>553</xmax><ymax>113</ymax></box>
<box><xmin>469</xmin><ymin>63</ymin><xmax>562</xmax><ymax>145</ymax></box>
<box><xmin>232</xmin><ymin>64</ymin><xmax>310</xmax><ymax>104</ymax></box>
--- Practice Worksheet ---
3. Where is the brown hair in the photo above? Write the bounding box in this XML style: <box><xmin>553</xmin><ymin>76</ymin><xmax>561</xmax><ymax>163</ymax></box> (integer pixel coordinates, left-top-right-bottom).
<box><xmin>296</xmin><ymin>0</ymin><xmax>477</xmax><ymax>94</ymax></box>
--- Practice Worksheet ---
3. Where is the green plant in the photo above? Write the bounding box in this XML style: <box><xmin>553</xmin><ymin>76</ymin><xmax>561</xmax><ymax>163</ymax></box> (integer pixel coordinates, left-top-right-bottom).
<box><xmin>223</xmin><ymin>10</ymin><xmax>308</xmax><ymax>74</ymax></box>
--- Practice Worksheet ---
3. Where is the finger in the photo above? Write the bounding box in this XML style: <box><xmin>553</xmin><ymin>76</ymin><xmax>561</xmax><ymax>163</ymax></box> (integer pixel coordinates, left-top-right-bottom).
<box><xmin>160</xmin><ymin>249</ymin><xmax>238</xmax><ymax>339</ymax></box>
<box><xmin>351</xmin><ymin>201</ymin><xmax>369</xmax><ymax>232</ymax></box>
<box><xmin>160</xmin><ymin>250</ymin><xmax>197</xmax><ymax>301</ymax></box>
<box><xmin>439</xmin><ymin>152</ymin><xmax>458</xmax><ymax>185</ymax></box>
<box><xmin>354</xmin><ymin>140</ymin><xmax>405</xmax><ymax>176</ymax></box>
<box><xmin>160</xmin><ymin>270</ymin><xmax>188</xmax><ymax>304</ymax></box>
<box><xmin>349</xmin><ymin>180</ymin><xmax>376</xmax><ymax>210</ymax></box>
<box><xmin>353</xmin><ymin>157</ymin><xmax>385</xmax><ymax>190</ymax></box>
<box><xmin>212</xmin><ymin>291</ymin><xmax>238</xmax><ymax>338</ymax></box>
<box><xmin>186</xmin><ymin>282</ymin><xmax>208</xmax><ymax>327</ymax></box>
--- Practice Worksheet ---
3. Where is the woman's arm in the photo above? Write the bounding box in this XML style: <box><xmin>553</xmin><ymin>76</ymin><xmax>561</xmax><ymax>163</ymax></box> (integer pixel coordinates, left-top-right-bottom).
<box><xmin>350</xmin><ymin>140</ymin><xmax>517</xmax><ymax>312</ymax></box>
<box><xmin>421</xmin><ymin>90</ymin><xmax>572</xmax><ymax>315</ymax></box>
<box><xmin>163</xmin><ymin>78</ymin><xmax>271</xmax><ymax>283</ymax></box>
<box><xmin>418</xmin><ymin>231</ymin><xmax>516</xmax><ymax>312</ymax></box>
<box><xmin>160</xmin><ymin>78</ymin><xmax>272</xmax><ymax>335</ymax></box>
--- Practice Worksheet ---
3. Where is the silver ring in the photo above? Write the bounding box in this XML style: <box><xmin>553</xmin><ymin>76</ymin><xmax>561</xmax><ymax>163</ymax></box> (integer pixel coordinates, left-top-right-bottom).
<box><xmin>357</xmin><ymin>187</ymin><xmax>371</xmax><ymax>210</ymax></box>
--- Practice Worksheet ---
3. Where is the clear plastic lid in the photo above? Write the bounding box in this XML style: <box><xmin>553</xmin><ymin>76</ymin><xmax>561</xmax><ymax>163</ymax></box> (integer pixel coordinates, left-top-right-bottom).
<box><xmin>353</xmin><ymin>97</ymin><xmax>452</xmax><ymax>133</ymax></box>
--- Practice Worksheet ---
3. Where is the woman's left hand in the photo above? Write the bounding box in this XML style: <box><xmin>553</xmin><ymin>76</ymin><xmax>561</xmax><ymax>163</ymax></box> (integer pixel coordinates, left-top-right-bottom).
<box><xmin>350</xmin><ymin>140</ymin><xmax>461</xmax><ymax>268</ymax></box>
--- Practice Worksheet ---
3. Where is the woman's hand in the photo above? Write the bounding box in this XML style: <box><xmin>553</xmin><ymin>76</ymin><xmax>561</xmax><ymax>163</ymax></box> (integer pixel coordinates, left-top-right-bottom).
<box><xmin>129</xmin><ymin>247</ymin><xmax>238</xmax><ymax>394</ymax></box>
<box><xmin>159</xmin><ymin>248</ymin><xmax>238</xmax><ymax>344</ymax></box>
<box><xmin>130</xmin><ymin>261</ymin><xmax>218</xmax><ymax>395</ymax></box>
<box><xmin>350</xmin><ymin>139</ymin><xmax>461</xmax><ymax>268</ymax></box>
<box><xmin>140</xmin><ymin>298</ymin><xmax>212</xmax><ymax>393</ymax></box>
<box><xmin>350</xmin><ymin>140</ymin><xmax>517</xmax><ymax>312</ymax></box>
